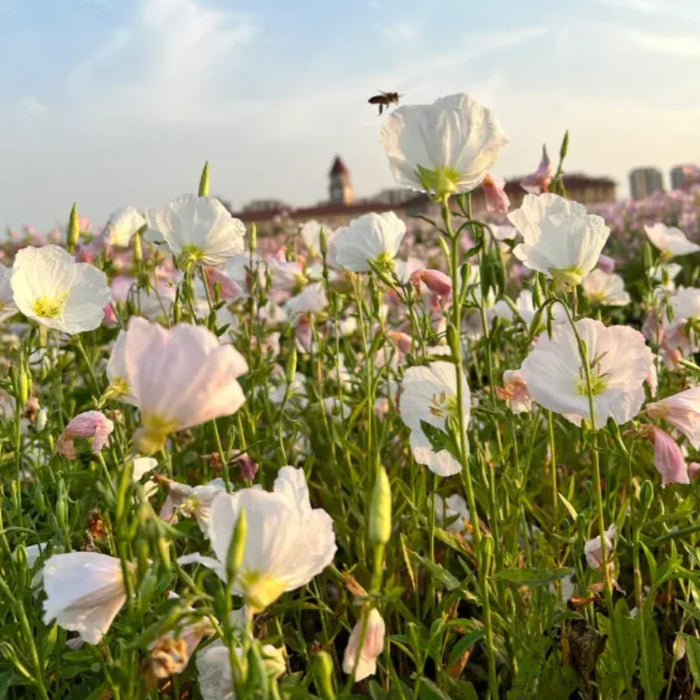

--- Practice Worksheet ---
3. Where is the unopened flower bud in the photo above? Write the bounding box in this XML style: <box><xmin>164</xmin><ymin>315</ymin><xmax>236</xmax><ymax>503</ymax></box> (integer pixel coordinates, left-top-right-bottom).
<box><xmin>198</xmin><ymin>161</ymin><xmax>210</xmax><ymax>197</ymax></box>
<box><xmin>67</xmin><ymin>202</ymin><xmax>80</xmax><ymax>254</ymax></box>
<box><xmin>369</xmin><ymin>467</ymin><xmax>391</xmax><ymax>546</ymax></box>
<box><xmin>313</xmin><ymin>650</ymin><xmax>336</xmax><ymax>699</ymax></box>
<box><xmin>226</xmin><ymin>508</ymin><xmax>247</xmax><ymax>584</ymax></box>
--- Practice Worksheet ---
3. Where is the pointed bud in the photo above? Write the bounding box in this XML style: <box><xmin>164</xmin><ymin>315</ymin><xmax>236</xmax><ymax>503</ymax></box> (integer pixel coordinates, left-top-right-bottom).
<box><xmin>559</xmin><ymin>129</ymin><xmax>569</xmax><ymax>161</ymax></box>
<box><xmin>369</xmin><ymin>467</ymin><xmax>392</xmax><ymax>546</ymax></box>
<box><xmin>198</xmin><ymin>161</ymin><xmax>210</xmax><ymax>197</ymax></box>
<box><xmin>313</xmin><ymin>650</ymin><xmax>337</xmax><ymax>699</ymax></box>
<box><xmin>133</xmin><ymin>229</ymin><xmax>144</xmax><ymax>263</ymax></box>
<box><xmin>67</xmin><ymin>202</ymin><xmax>80</xmax><ymax>254</ymax></box>
<box><xmin>226</xmin><ymin>508</ymin><xmax>247</xmax><ymax>585</ymax></box>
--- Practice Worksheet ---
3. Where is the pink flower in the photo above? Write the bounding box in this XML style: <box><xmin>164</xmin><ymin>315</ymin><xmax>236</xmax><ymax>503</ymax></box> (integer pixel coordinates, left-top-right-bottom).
<box><xmin>56</xmin><ymin>411</ymin><xmax>114</xmax><ymax>459</ymax></box>
<box><xmin>584</xmin><ymin>525</ymin><xmax>616</xmax><ymax>569</ymax></box>
<box><xmin>123</xmin><ymin>317</ymin><xmax>248</xmax><ymax>454</ymax></box>
<box><xmin>647</xmin><ymin>387</ymin><xmax>700</xmax><ymax>449</ymax></box>
<box><xmin>520</xmin><ymin>145</ymin><xmax>552</xmax><ymax>194</ymax></box>
<box><xmin>231</xmin><ymin>450</ymin><xmax>259</xmax><ymax>481</ymax></box>
<box><xmin>482</xmin><ymin>174</ymin><xmax>510</xmax><ymax>213</ymax></box>
<box><xmin>409</xmin><ymin>269</ymin><xmax>452</xmax><ymax>300</ymax></box>
<box><xmin>496</xmin><ymin>370</ymin><xmax>533</xmax><ymax>414</ymax></box>
<box><xmin>646</xmin><ymin>426</ymin><xmax>689</xmax><ymax>487</ymax></box>
<box><xmin>342</xmin><ymin>609</ymin><xmax>385</xmax><ymax>681</ymax></box>
<box><xmin>203</xmin><ymin>266</ymin><xmax>239</xmax><ymax>300</ymax></box>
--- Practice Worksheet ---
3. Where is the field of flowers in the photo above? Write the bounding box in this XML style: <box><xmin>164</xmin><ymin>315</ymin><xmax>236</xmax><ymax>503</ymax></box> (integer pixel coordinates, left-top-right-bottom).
<box><xmin>2</xmin><ymin>92</ymin><xmax>700</xmax><ymax>699</ymax></box>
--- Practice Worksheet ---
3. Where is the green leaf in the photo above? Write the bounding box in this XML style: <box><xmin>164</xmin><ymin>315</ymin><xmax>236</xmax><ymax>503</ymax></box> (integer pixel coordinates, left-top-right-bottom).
<box><xmin>557</xmin><ymin>492</ymin><xmax>578</xmax><ymax>521</ymax></box>
<box><xmin>0</xmin><ymin>671</ymin><xmax>14</xmax><ymax>699</ymax></box>
<box><xmin>685</xmin><ymin>636</ymin><xmax>700</xmax><ymax>686</ymax></box>
<box><xmin>447</xmin><ymin>630</ymin><xmax>484</xmax><ymax>667</ymax></box>
<box><xmin>419</xmin><ymin>420</ymin><xmax>459</xmax><ymax>460</ymax></box>
<box><xmin>640</xmin><ymin>600</ymin><xmax>665</xmax><ymax>699</ymax></box>
<box><xmin>492</xmin><ymin>567</ymin><xmax>573</xmax><ymax>587</ymax></box>
<box><xmin>418</xmin><ymin>677</ymin><xmax>452</xmax><ymax>700</ymax></box>
<box><xmin>410</xmin><ymin>552</ymin><xmax>462</xmax><ymax>592</ymax></box>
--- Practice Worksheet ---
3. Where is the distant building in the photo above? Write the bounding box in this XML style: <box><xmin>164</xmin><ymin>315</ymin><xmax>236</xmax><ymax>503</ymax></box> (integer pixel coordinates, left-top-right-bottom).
<box><xmin>670</xmin><ymin>164</ymin><xmax>699</xmax><ymax>191</ymax></box>
<box><xmin>232</xmin><ymin>157</ymin><xmax>616</xmax><ymax>236</ymax></box>
<box><xmin>328</xmin><ymin>156</ymin><xmax>354</xmax><ymax>205</ymax></box>
<box><xmin>629</xmin><ymin>167</ymin><xmax>664</xmax><ymax>200</ymax></box>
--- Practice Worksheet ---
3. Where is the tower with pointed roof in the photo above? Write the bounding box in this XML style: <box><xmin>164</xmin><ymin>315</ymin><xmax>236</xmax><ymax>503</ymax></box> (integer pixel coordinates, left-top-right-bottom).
<box><xmin>328</xmin><ymin>156</ymin><xmax>354</xmax><ymax>205</ymax></box>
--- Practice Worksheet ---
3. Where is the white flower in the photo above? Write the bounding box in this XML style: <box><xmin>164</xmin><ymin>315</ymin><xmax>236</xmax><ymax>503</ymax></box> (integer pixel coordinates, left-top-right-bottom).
<box><xmin>434</xmin><ymin>494</ymin><xmax>471</xmax><ymax>534</ymax></box>
<box><xmin>285</xmin><ymin>283</ymin><xmax>328</xmax><ymax>316</ymax></box>
<box><xmin>145</xmin><ymin>195</ymin><xmax>245</xmax><ymax>266</ymax></box>
<box><xmin>300</xmin><ymin>220</ymin><xmax>334</xmax><ymax>258</ymax></box>
<box><xmin>342</xmin><ymin>609</ymin><xmax>386</xmax><ymax>681</ymax></box>
<box><xmin>123</xmin><ymin>317</ymin><xmax>248</xmax><ymax>453</ymax></box>
<box><xmin>197</xmin><ymin>641</ymin><xmax>285</xmax><ymax>700</ymax></box>
<box><xmin>106</xmin><ymin>330</ymin><xmax>138</xmax><ymax>404</ymax></box>
<box><xmin>181</xmin><ymin>467</ymin><xmax>337</xmax><ymax>612</ymax></box>
<box><xmin>582</xmin><ymin>270</ymin><xmax>630</xmax><ymax>306</ymax></box>
<box><xmin>42</xmin><ymin>552</ymin><xmax>127</xmax><ymax>644</ymax></box>
<box><xmin>11</xmin><ymin>245</ymin><xmax>111</xmax><ymax>333</ymax></box>
<box><xmin>584</xmin><ymin>525</ymin><xmax>617</xmax><ymax>569</ymax></box>
<box><xmin>333</xmin><ymin>212</ymin><xmax>406</xmax><ymax>273</ymax></box>
<box><xmin>160</xmin><ymin>478</ymin><xmax>226</xmax><ymax>534</ymax></box>
<box><xmin>399</xmin><ymin>361</ymin><xmax>470</xmax><ymax>476</ymax></box>
<box><xmin>520</xmin><ymin>318</ymin><xmax>653</xmax><ymax>429</ymax></box>
<box><xmin>381</xmin><ymin>93</ymin><xmax>508</xmax><ymax>199</ymax></box>
<box><xmin>103</xmin><ymin>206</ymin><xmax>146</xmax><ymax>247</ymax></box>
<box><xmin>0</xmin><ymin>263</ymin><xmax>18</xmax><ymax>321</ymax></box>
<box><xmin>508</xmin><ymin>194</ymin><xmax>610</xmax><ymax>288</ymax></box>
<box><xmin>645</xmin><ymin>223</ymin><xmax>700</xmax><ymax>258</ymax></box>
<box><xmin>647</xmin><ymin>387</ymin><xmax>700</xmax><ymax>449</ymax></box>
<box><xmin>671</xmin><ymin>287</ymin><xmax>700</xmax><ymax>320</ymax></box>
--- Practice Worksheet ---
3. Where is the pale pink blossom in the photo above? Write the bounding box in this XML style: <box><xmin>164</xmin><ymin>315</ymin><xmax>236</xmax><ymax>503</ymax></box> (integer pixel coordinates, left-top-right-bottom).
<box><xmin>56</xmin><ymin>411</ymin><xmax>114</xmax><ymax>459</ymax></box>
<box><xmin>342</xmin><ymin>609</ymin><xmax>385</xmax><ymax>681</ymax></box>
<box><xmin>409</xmin><ymin>269</ymin><xmax>452</xmax><ymax>300</ymax></box>
<box><xmin>482</xmin><ymin>174</ymin><xmax>510</xmax><ymax>213</ymax></box>
<box><xmin>520</xmin><ymin>145</ymin><xmax>552</xmax><ymax>194</ymax></box>
<box><xmin>647</xmin><ymin>387</ymin><xmax>700</xmax><ymax>449</ymax></box>
<box><xmin>584</xmin><ymin>525</ymin><xmax>616</xmax><ymax>569</ymax></box>
<box><xmin>647</xmin><ymin>426</ymin><xmax>689</xmax><ymax>487</ymax></box>
<box><xmin>496</xmin><ymin>370</ymin><xmax>533</xmax><ymax>414</ymax></box>
<box><xmin>123</xmin><ymin>317</ymin><xmax>248</xmax><ymax>454</ymax></box>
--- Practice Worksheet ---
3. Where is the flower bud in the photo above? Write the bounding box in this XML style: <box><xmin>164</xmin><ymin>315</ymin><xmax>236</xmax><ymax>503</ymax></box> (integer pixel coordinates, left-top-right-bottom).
<box><xmin>368</xmin><ymin>467</ymin><xmax>392</xmax><ymax>546</ymax></box>
<box><xmin>132</xmin><ymin>229</ymin><xmax>143</xmax><ymax>263</ymax></box>
<box><xmin>313</xmin><ymin>650</ymin><xmax>336</xmax><ymax>699</ymax></box>
<box><xmin>67</xmin><ymin>202</ymin><xmax>80</xmax><ymax>254</ymax></box>
<box><xmin>342</xmin><ymin>608</ymin><xmax>385</xmax><ymax>681</ymax></box>
<box><xmin>198</xmin><ymin>161</ymin><xmax>210</xmax><ymax>197</ymax></box>
<box><xmin>226</xmin><ymin>508</ymin><xmax>247</xmax><ymax>585</ymax></box>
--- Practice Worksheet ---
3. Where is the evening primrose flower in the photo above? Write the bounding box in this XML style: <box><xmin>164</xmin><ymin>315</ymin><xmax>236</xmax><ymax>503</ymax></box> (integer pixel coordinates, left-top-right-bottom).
<box><xmin>584</xmin><ymin>525</ymin><xmax>617</xmax><ymax>569</ymax></box>
<box><xmin>123</xmin><ymin>317</ymin><xmax>248</xmax><ymax>454</ymax></box>
<box><xmin>11</xmin><ymin>245</ymin><xmax>111</xmax><ymax>333</ymax></box>
<box><xmin>56</xmin><ymin>410</ymin><xmax>114</xmax><ymax>459</ymax></box>
<box><xmin>520</xmin><ymin>145</ymin><xmax>552</xmax><ymax>194</ymax></box>
<box><xmin>646</xmin><ymin>426</ymin><xmax>689</xmax><ymax>487</ymax></box>
<box><xmin>645</xmin><ymin>223</ymin><xmax>700</xmax><ymax>258</ymax></box>
<box><xmin>42</xmin><ymin>552</ymin><xmax>127</xmax><ymax>644</ymax></box>
<box><xmin>0</xmin><ymin>263</ymin><xmax>18</xmax><ymax>321</ymax></box>
<box><xmin>381</xmin><ymin>93</ymin><xmax>508</xmax><ymax>200</ymax></box>
<box><xmin>180</xmin><ymin>467</ymin><xmax>336</xmax><ymax>613</ymax></box>
<box><xmin>103</xmin><ymin>205</ymin><xmax>146</xmax><ymax>247</ymax></box>
<box><xmin>333</xmin><ymin>212</ymin><xmax>406</xmax><ymax>273</ymax></box>
<box><xmin>145</xmin><ymin>195</ymin><xmax>246</xmax><ymax>266</ymax></box>
<box><xmin>647</xmin><ymin>387</ymin><xmax>700</xmax><ymax>449</ymax></box>
<box><xmin>508</xmin><ymin>194</ymin><xmax>610</xmax><ymax>289</ymax></box>
<box><xmin>106</xmin><ymin>330</ymin><xmax>137</xmax><ymax>404</ymax></box>
<box><xmin>342</xmin><ymin>609</ymin><xmax>386</xmax><ymax>681</ymax></box>
<box><xmin>399</xmin><ymin>361</ymin><xmax>470</xmax><ymax>476</ymax></box>
<box><xmin>582</xmin><ymin>270</ymin><xmax>630</xmax><ymax>306</ymax></box>
<box><xmin>520</xmin><ymin>318</ymin><xmax>653</xmax><ymax>429</ymax></box>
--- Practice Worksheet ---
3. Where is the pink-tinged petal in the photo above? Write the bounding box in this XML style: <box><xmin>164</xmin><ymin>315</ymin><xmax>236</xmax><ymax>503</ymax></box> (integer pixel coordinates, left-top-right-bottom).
<box><xmin>482</xmin><ymin>174</ymin><xmax>510</xmax><ymax>213</ymax></box>
<box><xmin>647</xmin><ymin>426</ymin><xmax>690</xmax><ymax>487</ymax></box>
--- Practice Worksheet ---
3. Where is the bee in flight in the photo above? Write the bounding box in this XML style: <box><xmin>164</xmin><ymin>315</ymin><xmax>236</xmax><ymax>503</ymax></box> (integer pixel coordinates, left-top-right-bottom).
<box><xmin>368</xmin><ymin>91</ymin><xmax>402</xmax><ymax>115</ymax></box>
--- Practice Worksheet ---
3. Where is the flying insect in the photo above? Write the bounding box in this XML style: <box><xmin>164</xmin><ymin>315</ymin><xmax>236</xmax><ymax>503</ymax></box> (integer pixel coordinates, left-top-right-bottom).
<box><xmin>368</xmin><ymin>91</ymin><xmax>402</xmax><ymax>115</ymax></box>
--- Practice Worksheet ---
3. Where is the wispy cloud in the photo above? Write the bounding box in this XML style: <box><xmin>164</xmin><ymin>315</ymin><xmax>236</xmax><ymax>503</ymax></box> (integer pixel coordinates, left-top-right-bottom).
<box><xmin>620</xmin><ymin>27</ymin><xmax>700</xmax><ymax>58</ymax></box>
<box><xmin>67</xmin><ymin>0</ymin><xmax>257</xmax><ymax>124</ymax></box>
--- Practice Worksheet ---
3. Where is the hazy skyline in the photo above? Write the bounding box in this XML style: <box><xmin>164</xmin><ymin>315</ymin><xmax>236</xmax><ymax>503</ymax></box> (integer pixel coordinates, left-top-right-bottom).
<box><xmin>1</xmin><ymin>0</ymin><xmax>699</xmax><ymax>231</ymax></box>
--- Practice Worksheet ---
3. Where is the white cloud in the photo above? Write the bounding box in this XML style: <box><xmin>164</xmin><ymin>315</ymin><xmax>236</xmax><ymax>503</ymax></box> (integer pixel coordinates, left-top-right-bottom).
<box><xmin>67</xmin><ymin>0</ymin><xmax>257</xmax><ymax>124</ymax></box>
<box><xmin>620</xmin><ymin>28</ymin><xmax>700</xmax><ymax>58</ymax></box>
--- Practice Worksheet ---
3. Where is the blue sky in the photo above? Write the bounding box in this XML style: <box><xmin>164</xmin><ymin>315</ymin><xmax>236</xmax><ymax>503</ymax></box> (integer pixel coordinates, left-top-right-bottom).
<box><xmin>1</xmin><ymin>0</ymin><xmax>699</xmax><ymax>230</ymax></box>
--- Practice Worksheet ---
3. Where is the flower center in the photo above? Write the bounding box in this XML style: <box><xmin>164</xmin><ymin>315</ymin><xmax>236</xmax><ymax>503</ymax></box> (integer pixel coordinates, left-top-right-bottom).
<box><xmin>372</xmin><ymin>251</ymin><xmax>396</xmax><ymax>273</ymax></box>
<box><xmin>32</xmin><ymin>293</ymin><xmax>68</xmax><ymax>319</ymax></box>
<box><xmin>576</xmin><ymin>356</ymin><xmax>609</xmax><ymax>397</ymax></box>
<box><xmin>134</xmin><ymin>414</ymin><xmax>179</xmax><ymax>454</ymax></box>
<box><xmin>549</xmin><ymin>267</ymin><xmax>584</xmax><ymax>291</ymax></box>
<box><xmin>416</xmin><ymin>165</ymin><xmax>462</xmax><ymax>200</ymax></box>
<box><xmin>429</xmin><ymin>390</ymin><xmax>458</xmax><ymax>420</ymax></box>
<box><xmin>240</xmin><ymin>571</ymin><xmax>286</xmax><ymax>612</ymax></box>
